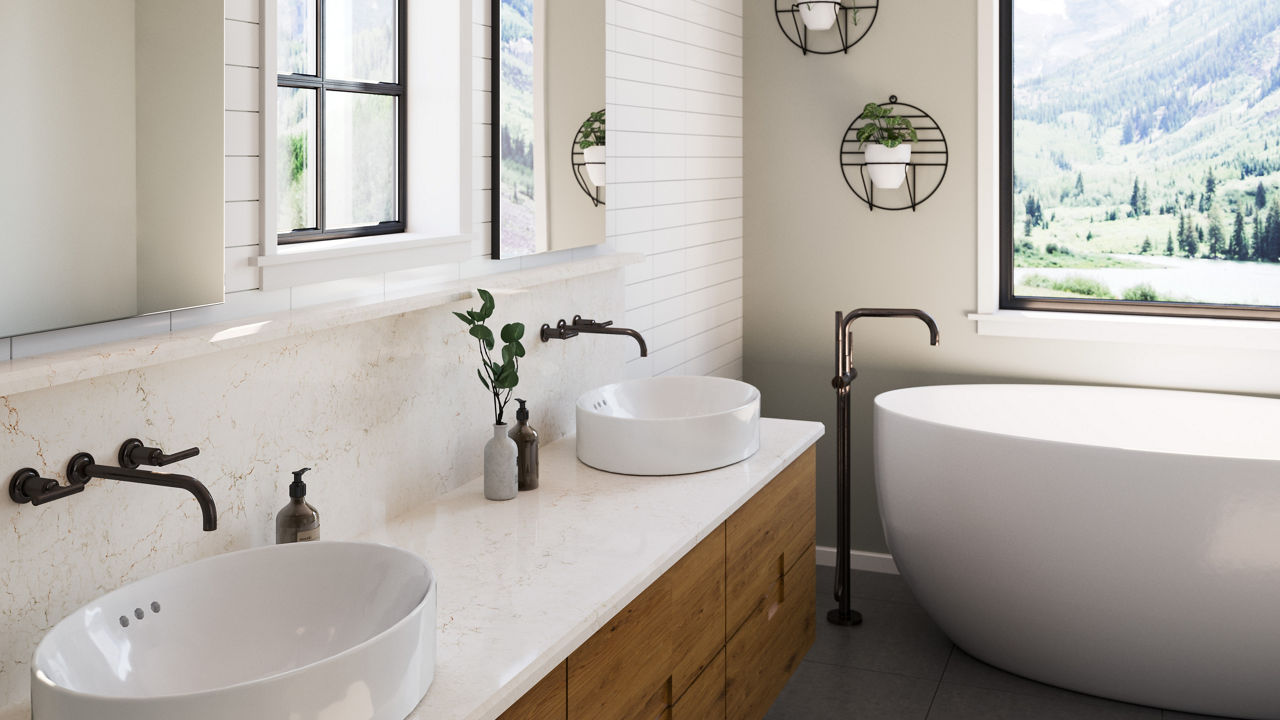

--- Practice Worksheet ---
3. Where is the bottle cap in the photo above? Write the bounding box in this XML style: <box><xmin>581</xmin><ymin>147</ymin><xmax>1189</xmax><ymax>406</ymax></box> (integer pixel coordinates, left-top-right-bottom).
<box><xmin>516</xmin><ymin>399</ymin><xmax>529</xmax><ymax>422</ymax></box>
<box><xmin>290</xmin><ymin>467</ymin><xmax>311</xmax><ymax>498</ymax></box>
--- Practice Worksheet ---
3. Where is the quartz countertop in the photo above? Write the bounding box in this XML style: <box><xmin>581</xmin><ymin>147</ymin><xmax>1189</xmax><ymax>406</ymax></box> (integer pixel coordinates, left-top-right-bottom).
<box><xmin>357</xmin><ymin>418</ymin><xmax>825</xmax><ymax>720</ymax></box>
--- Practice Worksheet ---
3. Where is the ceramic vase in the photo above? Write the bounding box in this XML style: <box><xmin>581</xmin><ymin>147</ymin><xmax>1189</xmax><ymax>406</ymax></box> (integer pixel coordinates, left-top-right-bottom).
<box><xmin>798</xmin><ymin>2</ymin><xmax>838</xmax><ymax>31</ymax></box>
<box><xmin>864</xmin><ymin>143</ymin><xmax>912</xmax><ymax>190</ymax></box>
<box><xmin>584</xmin><ymin>145</ymin><xmax>606</xmax><ymax>187</ymax></box>
<box><xmin>484</xmin><ymin>423</ymin><xmax>518</xmax><ymax>501</ymax></box>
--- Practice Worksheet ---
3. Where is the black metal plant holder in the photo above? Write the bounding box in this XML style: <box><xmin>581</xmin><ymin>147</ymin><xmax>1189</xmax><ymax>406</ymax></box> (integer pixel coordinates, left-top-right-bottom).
<box><xmin>840</xmin><ymin>96</ymin><xmax>949</xmax><ymax>212</ymax></box>
<box><xmin>571</xmin><ymin>108</ymin><xmax>605</xmax><ymax>207</ymax></box>
<box><xmin>829</xmin><ymin>308</ymin><xmax>940</xmax><ymax>626</ymax></box>
<box><xmin>775</xmin><ymin>1</ymin><xmax>879</xmax><ymax>55</ymax></box>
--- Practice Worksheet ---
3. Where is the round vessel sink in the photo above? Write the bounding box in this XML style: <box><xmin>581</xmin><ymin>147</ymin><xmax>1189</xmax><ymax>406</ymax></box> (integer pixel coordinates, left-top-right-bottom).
<box><xmin>577</xmin><ymin>376</ymin><xmax>761</xmax><ymax>475</ymax></box>
<box><xmin>31</xmin><ymin>541</ymin><xmax>436</xmax><ymax>720</ymax></box>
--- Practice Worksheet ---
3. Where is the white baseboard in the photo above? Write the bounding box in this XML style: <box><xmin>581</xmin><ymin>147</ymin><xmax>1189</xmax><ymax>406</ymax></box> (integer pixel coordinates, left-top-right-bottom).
<box><xmin>815</xmin><ymin>545</ymin><xmax>900</xmax><ymax>575</ymax></box>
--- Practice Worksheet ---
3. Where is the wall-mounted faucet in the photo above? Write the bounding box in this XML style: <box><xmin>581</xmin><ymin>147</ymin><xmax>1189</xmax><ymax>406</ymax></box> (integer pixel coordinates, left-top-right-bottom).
<box><xmin>9</xmin><ymin>439</ymin><xmax>216</xmax><ymax>531</ymax></box>
<box><xmin>541</xmin><ymin>315</ymin><xmax>648</xmax><ymax>357</ymax></box>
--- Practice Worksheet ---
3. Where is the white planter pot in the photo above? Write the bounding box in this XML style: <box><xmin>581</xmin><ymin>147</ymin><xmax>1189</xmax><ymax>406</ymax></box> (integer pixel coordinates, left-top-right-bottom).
<box><xmin>798</xmin><ymin>2</ymin><xmax>838</xmax><ymax>31</ymax></box>
<box><xmin>864</xmin><ymin>143</ymin><xmax>912</xmax><ymax>190</ymax></box>
<box><xmin>483</xmin><ymin>424</ymin><xmax>517</xmax><ymax>501</ymax></box>
<box><xmin>583</xmin><ymin>145</ymin><xmax>606</xmax><ymax>187</ymax></box>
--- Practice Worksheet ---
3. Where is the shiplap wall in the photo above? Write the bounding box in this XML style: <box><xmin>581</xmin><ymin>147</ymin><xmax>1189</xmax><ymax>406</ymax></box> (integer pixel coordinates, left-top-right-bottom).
<box><xmin>610</xmin><ymin>0</ymin><xmax>745</xmax><ymax>380</ymax></box>
<box><xmin>2</xmin><ymin>0</ymin><xmax>743</xmax><ymax>377</ymax></box>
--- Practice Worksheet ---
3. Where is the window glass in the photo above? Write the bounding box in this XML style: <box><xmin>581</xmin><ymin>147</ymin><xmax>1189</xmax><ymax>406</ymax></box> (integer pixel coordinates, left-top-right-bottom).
<box><xmin>1009</xmin><ymin>0</ymin><xmax>1280</xmax><ymax>311</ymax></box>
<box><xmin>277</xmin><ymin>0</ymin><xmax>316</xmax><ymax>76</ymax></box>
<box><xmin>277</xmin><ymin>87</ymin><xmax>317</xmax><ymax>233</ymax></box>
<box><xmin>325</xmin><ymin>92</ymin><xmax>397</xmax><ymax>229</ymax></box>
<box><xmin>324</xmin><ymin>0</ymin><xmax>397</xmax><ymax>83</ymax></box>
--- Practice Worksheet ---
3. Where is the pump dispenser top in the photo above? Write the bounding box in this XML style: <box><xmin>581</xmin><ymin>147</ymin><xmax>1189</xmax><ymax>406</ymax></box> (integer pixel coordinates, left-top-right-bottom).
<box><xmin>508</xmin><ymin>399</ymin><xmax>539</xmax><ymax>491</ymax></box>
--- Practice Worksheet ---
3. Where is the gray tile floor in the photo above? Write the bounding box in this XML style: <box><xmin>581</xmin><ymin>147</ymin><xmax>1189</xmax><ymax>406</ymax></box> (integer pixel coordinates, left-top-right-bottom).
<box><xmin>764</xmin><ymin>567</ymin><xmax>1235</xmax><ymax>720</ymax></box>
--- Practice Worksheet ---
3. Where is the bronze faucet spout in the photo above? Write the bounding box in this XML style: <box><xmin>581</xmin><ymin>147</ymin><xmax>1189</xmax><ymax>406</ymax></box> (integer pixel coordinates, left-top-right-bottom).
<box><xmin>68</xmin><ymin>453</ymin><xmax>217</xmax><ymax>531</ymax></box>
<box><xmin>540</xmin><ymin>315</ymin><xmax>649</xmax><ymax>357</ymax></box>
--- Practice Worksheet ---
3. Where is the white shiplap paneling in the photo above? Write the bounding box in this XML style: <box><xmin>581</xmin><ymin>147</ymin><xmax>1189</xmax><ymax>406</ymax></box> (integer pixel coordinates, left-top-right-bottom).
<box><xmin>608</xmin><ymin>0</ymin><xmax>744</xmax><ymax>380</ymax></box>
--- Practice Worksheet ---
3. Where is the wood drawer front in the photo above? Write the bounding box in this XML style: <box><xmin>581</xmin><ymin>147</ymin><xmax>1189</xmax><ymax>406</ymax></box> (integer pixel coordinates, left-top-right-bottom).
<box><xmin>669</xmin><ymin>525</ymin><xmax>726</xmax><ymax>701</ymax></box>
<box><xmin>672</xmin><ymin>649</ymin><xmax>725</xmax><ymax>720</ymax></box>
<box><xmin>568</xmin><ymin>577</ymin><xmax>672</xmax><ymax>720</ymax></box>
<box><xmin>726</xmin><ymin>544</ymin><xmax>816</xmax><ymax>720</ymax></box>
<box><xmin>499</xmin><ymin>662</ymin><xmax>567</xmax><ymax>720</ymax></box>
<box><xmin>726</xmin><ymin>448</ymin><xmax>816</xmax><ymax>637</ymax></box>
<box><xmin>567</xmin><ymin>527</ymin><xmax>726</xmax><ymax>720</ymax></box>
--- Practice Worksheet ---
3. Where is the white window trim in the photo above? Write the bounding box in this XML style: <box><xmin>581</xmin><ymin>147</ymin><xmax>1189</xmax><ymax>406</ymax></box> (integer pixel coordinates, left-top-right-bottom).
<box><xmin>968</xmin><ymin>0</ymin><xmax>1280</xmax><ymax>350</ymax></box>
<box><xmin>256</xmin><ymin>0</ymin><xmax>473</xmax><ymax>291</ymax></box>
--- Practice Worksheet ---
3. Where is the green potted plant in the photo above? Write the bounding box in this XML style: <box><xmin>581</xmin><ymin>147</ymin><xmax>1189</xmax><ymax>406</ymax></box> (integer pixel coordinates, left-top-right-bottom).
<box><xmin>454</xmin><ymin>289</ymin><xmax>525</xmax><ymax>501</ymax></box>
<box><xmin>855</xmin><ymin>102</ymin><xmax>918</xmax><ymax>190</ymax></box>
<box><xmin>578</xmin><ymin>109</ymin><xmax>606</xmax><ymax>187</ymax></box>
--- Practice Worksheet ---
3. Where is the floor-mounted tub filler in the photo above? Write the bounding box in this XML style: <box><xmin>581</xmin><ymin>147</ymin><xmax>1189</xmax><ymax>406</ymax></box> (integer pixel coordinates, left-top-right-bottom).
<box><xmin>875</xmin><ymin>384</ymin><xmax>1280</xmax><ymax>720</ymax></box>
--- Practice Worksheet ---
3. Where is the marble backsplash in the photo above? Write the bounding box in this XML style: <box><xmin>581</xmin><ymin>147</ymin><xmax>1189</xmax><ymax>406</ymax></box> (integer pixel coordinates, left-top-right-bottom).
<box><xmin>0</xmin><ymin>270</ymin><xmax>625</xmax><ymax>715</ymax></box>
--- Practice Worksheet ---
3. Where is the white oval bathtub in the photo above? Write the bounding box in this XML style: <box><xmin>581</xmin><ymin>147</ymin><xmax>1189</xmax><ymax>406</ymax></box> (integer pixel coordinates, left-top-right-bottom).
<box><xmin>875</xmin><ymin>384</ymin><xmax>1280</xmax><ymax>719</ymax></box>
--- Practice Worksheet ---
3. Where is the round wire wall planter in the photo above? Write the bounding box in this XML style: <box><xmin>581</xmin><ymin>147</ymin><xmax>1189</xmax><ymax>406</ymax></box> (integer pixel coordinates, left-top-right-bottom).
<box><xmin>571</xmin><ymin>108</ymin><xmax>605</xmax><ymax>207</ymax></box>
<box><xmin>840</xmin><ymin>96</ymin><xmax>948</xmax><ymax>212</ymax></box>
<box><xmin>775</xmin><ymin>1</ymin><xmax>879</xmax><ymax>55</ymax></box>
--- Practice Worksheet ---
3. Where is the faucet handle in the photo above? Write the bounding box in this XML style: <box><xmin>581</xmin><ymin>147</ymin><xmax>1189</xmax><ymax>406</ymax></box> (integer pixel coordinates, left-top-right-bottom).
<box><xmin>9</xmin><ymin>469</ymin><xmax>85</xmax><ymax>506</ymax></box>
<box><xmin>572</xmin><ymin>315</ymin><xmax>613</xmax><ymax>328</ymax></box>
<box><xmin>119</xmin><ymin>439</ymin><xmax>201</xmax><ymax>469</ymax></box>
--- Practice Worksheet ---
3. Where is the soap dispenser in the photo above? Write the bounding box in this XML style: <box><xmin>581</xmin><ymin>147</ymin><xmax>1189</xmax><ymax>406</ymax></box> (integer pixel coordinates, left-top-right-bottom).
<box><xmin>508</xmin><ymin>399</ymin><xmax>540</xmax><ymax>491</ymax></box>
<box><xmin>276</xmin><ymin>467</ymin><xmax>320</xmax><ymax>543</ymax></box>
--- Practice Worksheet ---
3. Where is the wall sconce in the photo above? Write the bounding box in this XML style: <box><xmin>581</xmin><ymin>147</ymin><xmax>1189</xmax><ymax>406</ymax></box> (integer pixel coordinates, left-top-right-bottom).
<box><xmin>775</xmin><ymin>1</ymin><xmax>879</xmax><ymax>55</ymax></box>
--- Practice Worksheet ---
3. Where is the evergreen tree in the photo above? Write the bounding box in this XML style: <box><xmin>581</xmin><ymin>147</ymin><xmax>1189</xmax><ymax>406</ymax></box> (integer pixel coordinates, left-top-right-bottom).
<box><xmin>1257</xmin><ymin>181</ymin><xmax>1268</xmax><ymax>211</ymax></box>
<box><xmin>1254</xmin><ymin>214</ymin><xmax>1266</xmax><ymax>260</ymax></box>
<box><xmin>1140</xmin><ymin>236</ymin><xmax>1153</xmax><ymax>254</ymax></box>
<box><xmin>1140</xmin><ymin>182</ymin><xmax>1151</xmax><ymax>215</ymax></box>
<box><xmin>1075</xmin><ymin>172</ymin><xmax>1085</xmax><ymax>197</ymax></box>
<box><xmin>1230</xmin><ymin>208</ymin><xmax>1249</xmax><ymax>260</ymax></box>
<box><xmin>1267</xmin><ymin>202</ymin><xmax>1280</xmax><ymax>262</ymax></box>
<box><xmin>1165</xmin><ymin>231</ymin><xmax>1175</xmax><ymax>257</ymax></box>
<box><xmin>1130</xmin><ymin>178</ymin><xmax>1141</xmax><ymax>217</ymax></box>
<box><xmin>1208</xmin><ymin>212</ymin><xmax>1226</xmax><ymax>259</ymax></box>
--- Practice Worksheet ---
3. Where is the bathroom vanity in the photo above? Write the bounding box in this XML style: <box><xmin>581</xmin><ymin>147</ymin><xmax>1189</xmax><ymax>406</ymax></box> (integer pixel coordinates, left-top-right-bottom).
<box><xmin>369</xmin><ymin>418</ymin><xmax>823</xmax><ymax>720</ymax></box>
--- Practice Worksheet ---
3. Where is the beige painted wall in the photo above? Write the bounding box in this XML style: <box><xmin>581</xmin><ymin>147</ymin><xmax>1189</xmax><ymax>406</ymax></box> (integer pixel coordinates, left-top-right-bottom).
<box><xmin>743</xmin><ymin>0</ymin><xmax>1280</xmax><ymax>554</ymax></box>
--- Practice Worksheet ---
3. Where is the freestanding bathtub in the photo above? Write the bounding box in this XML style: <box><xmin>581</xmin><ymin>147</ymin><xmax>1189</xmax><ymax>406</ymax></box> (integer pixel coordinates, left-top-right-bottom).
<box><xmin>875</xmin><ymin>384</ymin><xmax>1280</xmax><ymax>719</ymax></box>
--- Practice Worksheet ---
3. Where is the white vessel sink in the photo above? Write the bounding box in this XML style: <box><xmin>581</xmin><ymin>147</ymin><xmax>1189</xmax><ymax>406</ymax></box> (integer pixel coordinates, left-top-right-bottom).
<box><xmin>31</xmin><ymin>541</ymin><xmax>436</xmax><ymax>720</ymax></box>
<box><xmin>577</xmin><ymin>376</ymin><xmax>761</xmax><ymax>475</ymax></box>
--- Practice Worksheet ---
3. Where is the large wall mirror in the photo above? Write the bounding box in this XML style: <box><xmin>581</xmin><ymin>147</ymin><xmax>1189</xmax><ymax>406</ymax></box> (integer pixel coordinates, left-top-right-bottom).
<box><xmin>491</xmin><ymin>0</ymin><xmax>605</xmax><ymax>259</ymax></box>
<box><xmin>0</xmin><ymin>0</ymin><xmax>225</xmax><ymax>339</ymax></box>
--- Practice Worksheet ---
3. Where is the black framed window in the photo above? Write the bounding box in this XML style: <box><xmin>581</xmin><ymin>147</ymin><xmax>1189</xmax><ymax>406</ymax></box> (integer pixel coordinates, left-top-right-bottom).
<box><xmin>276</xmin><ymin>0</ymin><xmax>406</xmax><ymax>244</ymax></box>
<box><xmin>1001</xmin><ymin>0</ymin><xmax>1280</xmax><ymax>321</ymax></box>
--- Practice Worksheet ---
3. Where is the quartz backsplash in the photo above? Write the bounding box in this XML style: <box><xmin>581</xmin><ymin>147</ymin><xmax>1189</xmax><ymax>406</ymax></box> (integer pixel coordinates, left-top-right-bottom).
<box><xmin>0</xmin><ymin>269</ymin><xmax>625</xmax><ymax>715</ymax></box>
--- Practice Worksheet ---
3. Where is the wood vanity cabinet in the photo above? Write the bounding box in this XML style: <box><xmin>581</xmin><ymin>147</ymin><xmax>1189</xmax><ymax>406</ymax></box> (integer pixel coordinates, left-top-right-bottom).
<box><xmin>503</xmin><ymin>448</ymin><xmax>816</xmax><ymax>720</ymax></box>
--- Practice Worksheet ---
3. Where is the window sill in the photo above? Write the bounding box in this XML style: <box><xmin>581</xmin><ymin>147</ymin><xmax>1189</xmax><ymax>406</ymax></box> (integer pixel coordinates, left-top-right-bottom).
<box><xmin>253</xmin><ymin>232</ymin><xmax>472</xmax><ymax>290</ymax></box>
<box><xmin>969</xmin><ymin>309</ymin><xmax>1280</xmax><ymax>350</ymax></box>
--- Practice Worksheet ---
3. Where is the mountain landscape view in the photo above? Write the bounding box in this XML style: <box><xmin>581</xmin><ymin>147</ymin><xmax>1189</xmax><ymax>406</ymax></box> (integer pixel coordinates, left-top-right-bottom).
<box><xmin>1012</xmin><ymin>0</ymin><xmax>1280</xmax><ymax>306</ymax></box>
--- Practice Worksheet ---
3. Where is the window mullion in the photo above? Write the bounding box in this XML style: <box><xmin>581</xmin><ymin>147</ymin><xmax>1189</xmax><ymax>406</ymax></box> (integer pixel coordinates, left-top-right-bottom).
<box><xmin>316</xmin><ymin>0</ymin><xmax>326</xmax><ymax>235</ymax></box>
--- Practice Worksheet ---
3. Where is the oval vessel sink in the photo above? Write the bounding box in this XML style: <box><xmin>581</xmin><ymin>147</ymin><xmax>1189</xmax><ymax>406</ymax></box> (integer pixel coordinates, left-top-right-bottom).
<box><xmin>32</xmin><ymin>541</ymin><xmax>436</xmax><ymax>720</ymax></box>
<box><xmin>577</xmin><ymin>376</ymin><xmax>761</xmax><ymax>475</ymax></box>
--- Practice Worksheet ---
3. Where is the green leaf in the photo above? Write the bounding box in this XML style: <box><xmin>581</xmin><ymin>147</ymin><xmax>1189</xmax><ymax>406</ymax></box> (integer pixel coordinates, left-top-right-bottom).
<box><xmin>453</xmin><ymin>311</ymin><xmax>474</xmax><ymax>326</ymax></box>
<box><xmin>467</xmin><ymin>309</ymin><xmax>483</xmax><ymax>323</ymax></box>
<box><xmin>494</xmin><ymin>364</ymin><xmax>519</xmax><ymax>389</ymax></box>
<box><xmin>502</xmin><ymin>344</ymin><xmax>515</xmax><ymax>365</ymax></box>
<box><xmin>508</xmin><ymin>340</ymin><xmax>526</xmax><ymax>358</ymax></box>
<box><xmin>477</xmin><ymin>368</ymin><xmax>490</xmax><ymax>390</ymax></box>
<box><xmin>477</xmin><ymin>289</ymin><xmax>495</xmax><ymax>320</ymax></box>
<box><xmin>500</xmin><ymin>322</ymin><xmax>525</xmax><ymax>343</ymax></box>
<box><xmin>492</xmin><ymin>360</ymin><xmax>503</xmax><ymax>377</ymax></box>
<box><xmin>469</xmin><ymin>324</ymin><xmax>495</xmax><ymax>350</ymax></box>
